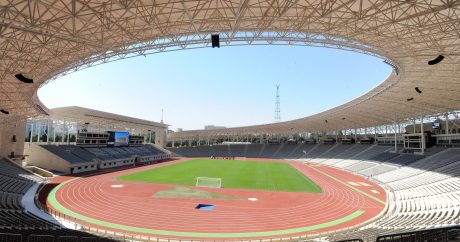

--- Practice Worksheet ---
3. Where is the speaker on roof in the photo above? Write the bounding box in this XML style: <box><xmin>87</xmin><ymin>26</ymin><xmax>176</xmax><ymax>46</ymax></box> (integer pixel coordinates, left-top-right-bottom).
<box><xmin>0</xmin><ymin>109</ymin><xmax>9</xmax><ymax>114</ymax></box>
<box><xmin>14</xmin><ymin>74</ymin><xmax>33</xmax><ymax>83</ymax></box>
<box><xmin>211</xmin><ymin>34</ymin><xmax>220</xmax><ymax>48</ymax></box>
<box><xmin>415</xmin><ymin>87</ymin><xmax>422</xmax><ymax>94</ymax></box>
<box><xmin>428</xmin><ymin>55</ymin><xmax>444</xmax><ymax>65</ymax></box>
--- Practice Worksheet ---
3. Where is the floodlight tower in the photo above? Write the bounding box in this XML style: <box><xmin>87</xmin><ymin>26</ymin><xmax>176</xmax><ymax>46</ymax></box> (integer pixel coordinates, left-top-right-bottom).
<box><xmin>275</xmin><ymin>84</ymin><xmax>281</xmax><ymax>122</ymax></box>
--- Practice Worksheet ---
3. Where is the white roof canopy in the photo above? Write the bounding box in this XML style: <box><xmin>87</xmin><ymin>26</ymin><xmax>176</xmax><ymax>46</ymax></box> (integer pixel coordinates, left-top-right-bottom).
<box><xmin>0</xmin><ymin>1</ymin><xmax>458</xmax><ymax>138</ymax></box>
<box><xmin>49</xmin><ymin>106</ymin><xmax>168</xmax><ymax>131</ymax></box>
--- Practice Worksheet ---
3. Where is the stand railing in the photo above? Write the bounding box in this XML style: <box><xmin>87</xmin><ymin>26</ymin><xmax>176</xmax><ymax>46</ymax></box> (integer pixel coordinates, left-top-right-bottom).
<box><xmin>376</xmin><ymin>225</ymin><xmax>460</xmax><ymax>242</ymax></box>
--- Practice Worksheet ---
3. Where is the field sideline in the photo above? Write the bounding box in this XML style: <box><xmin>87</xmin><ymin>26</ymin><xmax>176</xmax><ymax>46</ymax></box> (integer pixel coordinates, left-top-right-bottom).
<box><xmin>117</xmin><ymin>159</ymin><xmax>322</xmax><ymax>193</ymax></box>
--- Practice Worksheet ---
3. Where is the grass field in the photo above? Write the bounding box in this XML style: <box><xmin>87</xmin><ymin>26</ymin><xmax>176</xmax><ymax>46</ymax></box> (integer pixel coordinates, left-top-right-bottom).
<box><xmin>117</xmin><ymin>159</ymin><xmax>322</xmax><ymax>193</ymax></box>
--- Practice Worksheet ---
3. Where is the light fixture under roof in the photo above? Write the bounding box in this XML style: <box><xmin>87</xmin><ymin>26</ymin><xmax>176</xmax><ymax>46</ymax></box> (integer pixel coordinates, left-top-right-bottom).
<box><xmin>428</xmin><ymin>55</ymin><xmax>445</xmax><ymax>65</ymax></box>
<box><xmin>14</xmin><ymin>74</ymin><xmax>33</xmax><ymax>83</ymax></box>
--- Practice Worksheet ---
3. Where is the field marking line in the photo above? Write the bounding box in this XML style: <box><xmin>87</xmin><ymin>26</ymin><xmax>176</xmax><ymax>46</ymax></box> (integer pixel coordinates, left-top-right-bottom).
<box><xmin>371</xmin><ymin>190</ymin><xmax>380</xmax><ymax>194</ymax></box>
<box><xmin>307</xmin><ymin>165</ymin><xmax>386</xmax><ymax>205</ymax></box>
<box><xmin>358</xmin><ymin>182</ymin><xmax>372</xmax><ymax>187</ymax></box>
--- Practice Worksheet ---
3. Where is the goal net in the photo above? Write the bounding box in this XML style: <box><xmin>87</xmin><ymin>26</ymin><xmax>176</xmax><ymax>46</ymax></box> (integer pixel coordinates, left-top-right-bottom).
<box><xmin>195</xmin><ymin>177</ymin><xmax>222</xmax><ymax>188</ymax></box>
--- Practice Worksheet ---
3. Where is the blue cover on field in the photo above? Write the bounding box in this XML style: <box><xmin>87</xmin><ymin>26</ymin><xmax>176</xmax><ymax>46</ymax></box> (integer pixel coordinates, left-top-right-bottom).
<box><xmin>195</xmin><ymin>204</ymin><xmax>215</xmax><ymax>210</ymax></box>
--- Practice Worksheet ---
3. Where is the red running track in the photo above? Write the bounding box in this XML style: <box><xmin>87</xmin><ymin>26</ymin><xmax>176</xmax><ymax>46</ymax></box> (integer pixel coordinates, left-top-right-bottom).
<box><xmin>47</xmin><ymin>158</ymin><xmax>387</xmax><ymax>240</ymax></box>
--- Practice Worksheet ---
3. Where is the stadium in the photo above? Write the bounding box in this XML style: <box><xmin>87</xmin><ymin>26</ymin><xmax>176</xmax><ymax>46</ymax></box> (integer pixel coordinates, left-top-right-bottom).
<box><xmin>0</xmin><ymin>0</ymin><xmax>460</xmax><ymax>241</ymax></box>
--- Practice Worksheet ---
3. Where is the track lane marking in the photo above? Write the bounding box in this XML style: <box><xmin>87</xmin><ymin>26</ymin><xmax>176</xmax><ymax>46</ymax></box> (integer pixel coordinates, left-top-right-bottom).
<box><xmin>48</xmin><ymin>177</ymin><xmax>365</xmax><ymax>238</ymax></box>
<box><xmin>307</xmin><ymin>165</ymin><xmax>386</xmax><ymax>205</ymax></box>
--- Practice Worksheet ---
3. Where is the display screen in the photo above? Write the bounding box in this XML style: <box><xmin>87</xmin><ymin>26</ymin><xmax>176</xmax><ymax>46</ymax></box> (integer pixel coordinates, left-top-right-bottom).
<box><xmin>432</xmin><ymin>122</ymin><xmax>440</xmax><ymax>129</ymax></box>
<box><xmin>114</xmin><ymin>132</ymin><xmax>130</xmax><ymax>146</ymax></box>
<box><xmin>107</xmin><ymin>131</ymin><xmax>130</xmax><ymax>146</ymax></box>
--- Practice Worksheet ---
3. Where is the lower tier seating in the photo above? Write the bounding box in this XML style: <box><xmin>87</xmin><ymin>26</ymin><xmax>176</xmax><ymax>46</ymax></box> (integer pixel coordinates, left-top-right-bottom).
<box><xmin>0</xmin><ymin>159</ymin><xmax>118</xmax><ymax>241</ymax></box>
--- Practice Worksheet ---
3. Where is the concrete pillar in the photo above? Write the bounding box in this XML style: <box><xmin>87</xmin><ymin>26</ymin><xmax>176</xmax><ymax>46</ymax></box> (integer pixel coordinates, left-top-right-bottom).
<box><xmin>155</xmin><ymin>128</ymin><xmax>167</xmax><ymax>147</ymax></box>
<box><xmin>36</xmin><ymin>120</ymin><xmax>41</xmax><ymax>143</ymax></box>
<box><xmin>149</xmin><ymin>131</ymin><xmax>152</xmax><ymax>144</ymax></box>
<box><xmin>420</xmin><ymin>115</ymin><xmax>425</xmax><ymax>154</ymax></box>
<box><xmin>46</xmin><ymin>119</ymin><xmax>50</xmax><ymax>143</ymax></box>
<box><xmin>446</xmin><ymin>114</ymin><xmax>451</xmax><ymax>145</ymax></box>
<box><xmin>53</xmin><ymin>121</ymin><xmax>56</xmax><ymax>143</ymax></box>
<box><xmin>29</xmin><ymin>120</ymin><xmax>34</xmax><ymax>144</ymax></box>
<box><xmin>394</xmin><ymin>122</ymin><xmax>398</xmax><ymax>152</ymax></box>
<box><xmin>0</xmin><ymin>119</ymin><xmax>27</xmax><ymax>158</ymax></box>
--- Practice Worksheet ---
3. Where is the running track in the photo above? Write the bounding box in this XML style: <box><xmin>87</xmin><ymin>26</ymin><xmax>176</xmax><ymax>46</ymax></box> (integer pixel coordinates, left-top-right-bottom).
<box><xmin>46</xmin><ymin>158</ymin><xmax>387</xmax><ymax>240</ymax></box>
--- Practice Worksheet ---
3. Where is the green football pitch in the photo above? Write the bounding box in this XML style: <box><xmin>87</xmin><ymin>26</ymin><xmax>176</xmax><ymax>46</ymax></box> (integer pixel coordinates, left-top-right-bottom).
<box><xmin>117</xmin><ymin>159</ymin><xmax>322</xmax><ymax>193</ymax></box>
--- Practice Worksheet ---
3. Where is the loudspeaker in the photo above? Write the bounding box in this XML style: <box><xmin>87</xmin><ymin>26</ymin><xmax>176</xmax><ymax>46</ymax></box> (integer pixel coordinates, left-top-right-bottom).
<box><xmin>14</xmin><ymin>74</ymin><xmax>34</xmax><ymax>83</ymax></box>
<box><xmin>407</xmin><ymin>97</ymin><xmax>414</xmax><ymax>101</ymax></box>
<box><xmin>415</xmin><ymin>87</ymin><xmax>422</xmax><ymax>94</ymax></box>
<box><xmin>428</xmin><ymin>55</ymin><xmax>444</xmax><ymax>65</ymax></box>
<box><xmin>0</xmin><ymin>109</ymin><xmax>9</xmax><ymax>114</ymax></box>
<box><xmin>211</xmin><ymin>34</ymin><xmax>220</xmax><ymax>48</ymax></box>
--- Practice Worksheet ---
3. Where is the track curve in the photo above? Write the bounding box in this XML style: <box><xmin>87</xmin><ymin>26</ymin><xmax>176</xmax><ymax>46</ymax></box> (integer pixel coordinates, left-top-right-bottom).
<box><xmin>47</xmin><ymin>158</ymin><xmax>387</xmax><ymax>240</ymax></box>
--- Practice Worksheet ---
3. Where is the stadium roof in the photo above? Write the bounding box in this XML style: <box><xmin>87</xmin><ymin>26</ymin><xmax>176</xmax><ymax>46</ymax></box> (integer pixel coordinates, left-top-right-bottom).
<box><xmin>1</xmin><ymin>1</ymin><xmax>459</xmax><ymax>137</ymax></box>
<box><xmin>49</xmin><ymin>106</ymin><xmax>168</xmax><ymax>130</ymax></box>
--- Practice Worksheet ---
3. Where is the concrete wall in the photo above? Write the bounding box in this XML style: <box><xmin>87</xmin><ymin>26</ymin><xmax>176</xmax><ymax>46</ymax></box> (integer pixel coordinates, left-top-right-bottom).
<box><xmin>0</xmin><ymin>120</ymin><xmax>26</xmax><ymax>158</ymax></box>
<box><xmin>155</xmin><ymin>127</ymin><xmax>168</xmax><ymax>147</ymax></box>
<box><xmin>25</xmin><ymin>165</ymin><xmax>54</xmax><ymax>177</ymax></box>
<box><xmin>25</xmin><ymin>143</ymin><xmax>71</xmax><ymax>173</ymax></box>
<box><xmin>26</xmin><ymin>143</ymin><xmax>98</xmax><ymax>174</ymax></box>
<box><xmin>100</xmin><ymin>158</ymin><xmax>134</xmax><ymax>169</ymax></box>
<box><xmin>70</xmin><ymin>163</ymin><xmax>97</xmax><ymax>174</ymax></box>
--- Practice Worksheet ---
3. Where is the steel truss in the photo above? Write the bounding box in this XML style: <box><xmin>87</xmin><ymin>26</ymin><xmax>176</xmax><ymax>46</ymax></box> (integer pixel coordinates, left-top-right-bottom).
<box><xmin>0</xmin><ymin>0</ymin><xmax>459</xmax><ymax>139</ymax></box>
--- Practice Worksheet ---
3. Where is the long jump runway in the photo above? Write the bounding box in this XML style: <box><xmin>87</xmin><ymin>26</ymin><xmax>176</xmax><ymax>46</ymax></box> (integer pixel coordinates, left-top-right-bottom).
<box><xmin>47</xmin><ymin>158</ymin><xmax>387</xmax><ymax>240</ymax></box>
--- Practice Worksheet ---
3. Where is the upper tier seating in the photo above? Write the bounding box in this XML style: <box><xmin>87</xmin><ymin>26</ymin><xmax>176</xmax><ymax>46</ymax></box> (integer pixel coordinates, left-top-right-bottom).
<box><xmin>272</xmin><ymin>144</ymin><xmax>299</xmax><ymax>158</ymax></box>
<box><xmin>306</xmin><ymin>144</ymin><xmax>336</xmax><ymax>158</ymax></box>
<box><xmin>384</xmin><ymin>154</ymin><xmax>425</xmax><ymax>166</ymax></box>
<box><xmin>376</xmin><ymin>148</ymin><xmax>460</xmax><ymax>183</ymax></box>
<box><xmin>368</xmin><ymin>152</ymin><xmax>400</xmax><ymax>162</ymax></box>
<box><xmin>318</xmin><ymin>144</ymin><xmax>358</xmax><ymax>159</ymax></box>
<box><xmin>259</xmin><ymin>144</ymin><xmax>282</xmax><ymax>158</ymax></box>
<box><xmin>41</xmin><ymin>145</ymin><xmax>88</xmax><ymax>164</ymax></box>
<box><xmin>42</xmin><ymin>144</ymin><xmax>167</xmax><ymax>163</ymax></box>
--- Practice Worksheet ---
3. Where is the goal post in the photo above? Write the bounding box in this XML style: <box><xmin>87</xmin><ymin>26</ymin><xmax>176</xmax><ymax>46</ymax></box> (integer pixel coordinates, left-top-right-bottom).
<box><xmin>196</xmin><ymin>177</ymin><xmax>222</xmax><ymax>188</ymax></box>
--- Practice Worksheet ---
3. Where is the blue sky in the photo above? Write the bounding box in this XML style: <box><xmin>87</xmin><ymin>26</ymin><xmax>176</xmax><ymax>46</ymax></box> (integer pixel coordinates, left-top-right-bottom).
<box><xmin>38</xmin><ymin>46</ymin><xmax>390</xmax><ymax>131</ymax></box>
